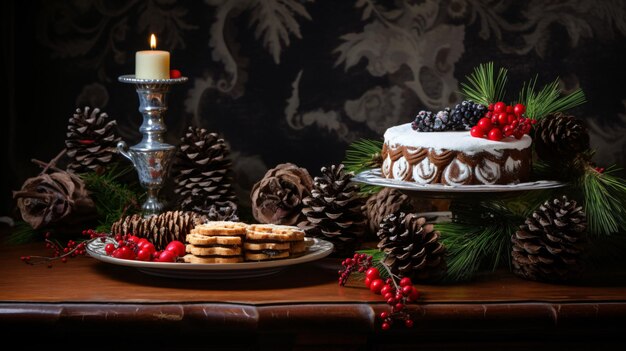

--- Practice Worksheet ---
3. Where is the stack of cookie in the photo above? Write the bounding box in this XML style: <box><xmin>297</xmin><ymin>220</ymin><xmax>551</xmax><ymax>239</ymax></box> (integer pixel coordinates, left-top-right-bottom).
<box><xmin>245</xmin><ymin>224</ymin><xmax>306</xmax><ymax>261</ymax></box>
<box><xmin>183</xmin><ymin>221</ymin><xmax>248</xmax><ymax>263</ymax></box>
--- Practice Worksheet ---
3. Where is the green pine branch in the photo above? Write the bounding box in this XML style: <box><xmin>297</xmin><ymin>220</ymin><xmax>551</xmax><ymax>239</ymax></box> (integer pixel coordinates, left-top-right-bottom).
<box><xmin>460</xmin><ymin>62</ymin><xmax>508</xmax><ymax>106</ymax></box>
<box><xmin>437</xmin><ymin>201</ymin><xmax>525</xmax><ymax>282</ymax></box>
<box><xmin>80</xmin><ymin>163</ymin><xmax>143</xmax><ymax>233</ymax></box>
<box><xmin>518</xmin><ymin>76</ymin><xmax>586</xmax><ymax>120</ymax></box>
<box><xmin>344</xmin><ymin>138</ymin><xmax>383</xmax><ymax>175</ymax></box>
<box><xmin>578</xmin><ymin>165</ymin><xmax>626</xmax><ymax>236</ymax></box>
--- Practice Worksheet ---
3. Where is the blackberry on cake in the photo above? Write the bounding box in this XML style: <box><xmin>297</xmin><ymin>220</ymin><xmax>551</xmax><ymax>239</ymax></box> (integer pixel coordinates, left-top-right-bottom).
<box><xmin>450</xmin><ymin>100</ymin><xmax>487</xmax><ymax>130</ymax></box>
<box><xmin>411</xmin><ymin>108</ymin><xmax>452</xmax><ymax>132</ymax></box>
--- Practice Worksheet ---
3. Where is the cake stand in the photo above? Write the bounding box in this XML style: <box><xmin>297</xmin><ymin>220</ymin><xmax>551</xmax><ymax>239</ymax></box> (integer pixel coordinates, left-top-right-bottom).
<box><xmin>353</xmin><ymin>169</ymin><xmax>568</xmax><ymax>222</ymax></box>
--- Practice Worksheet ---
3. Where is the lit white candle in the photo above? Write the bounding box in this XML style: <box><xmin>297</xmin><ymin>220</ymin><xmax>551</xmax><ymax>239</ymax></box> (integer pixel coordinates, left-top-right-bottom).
<box><xmin>135</xmin><ymin>34</ymin><xmax>170</xmax><ymax>79</ymax></box>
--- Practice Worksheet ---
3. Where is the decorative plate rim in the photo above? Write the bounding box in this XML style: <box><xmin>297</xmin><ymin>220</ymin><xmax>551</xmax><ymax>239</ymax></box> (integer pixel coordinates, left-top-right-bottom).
<box><xmin>86</xmin><ymin>237</ymin><xmax>334</xmax><ymax>271</ymax></box>
<box><xmin>353</xmin><ymin>169</ymin><xmax>566</xmax><ymax>193</ymax></box>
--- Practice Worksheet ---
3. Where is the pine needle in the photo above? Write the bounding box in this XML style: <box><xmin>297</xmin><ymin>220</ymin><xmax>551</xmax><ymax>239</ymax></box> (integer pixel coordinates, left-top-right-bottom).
<box><xmin>460</xmin><ymin>62</ymin><xmax>508</xmax><ymax>106</ymax></box>
<box><xmin>4</xmin><ymin>221</ymin><xmax>41</xmax><ymax>245</ymax></box>
<box><xmin>344</xmin><ymin>138</ymin><xmax>383</xmax><ymax>174</ymax></box>
<box><xmin>357</xmin><ymin>249</ymin><xmax>392</xmax><ymax>279</ymax></box>
<box><xmin>579</xmin><ymin>165</ymin><xmax>626</xmax><ymax>236</ymax></box>
<box><xmin>437</xmin><ymin>201</ymin><xmax>523</xmax><ymax>282</ymax></box>
<box><xmin>519</xmin><ymin>76</ymin><xmax>586</xmax><ymax>120</ymax></box>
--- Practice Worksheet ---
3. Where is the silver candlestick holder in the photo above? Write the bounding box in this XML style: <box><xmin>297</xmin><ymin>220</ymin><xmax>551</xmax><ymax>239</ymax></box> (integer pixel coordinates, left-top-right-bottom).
<box><xmin>117</xmin><ymin>74</ymin><xmax>188</xmax><ymax>217</ymax></box>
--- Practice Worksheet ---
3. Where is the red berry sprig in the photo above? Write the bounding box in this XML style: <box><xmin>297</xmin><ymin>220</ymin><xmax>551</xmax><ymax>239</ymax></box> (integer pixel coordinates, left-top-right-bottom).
<box><xmin>105</xmin><ymin>233</ymin><xmax>185</xmax><ymax>262</ymax></box>
<box><xmin>20</xmin><ymin>229</ymin><xmax>107</xmax><ymax>268</ymax></box>
<box><xmin>470</xmin><ymin>102</ymin><xmax>535</xmax><ymax>141</ymax></box>
<box><xmin>338</xmin><ymin>254</ymin><xmax>421</xmax><ymax>330</ymax></box>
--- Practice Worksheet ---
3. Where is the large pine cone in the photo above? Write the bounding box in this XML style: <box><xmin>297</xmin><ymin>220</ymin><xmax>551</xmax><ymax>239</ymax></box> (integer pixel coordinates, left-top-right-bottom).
<box><xmin>65</xmin><ymin>106</ymin><xmax>120</xmax><ymax>173</ymax></box>
<box><xmin>206</xmin><ymin>200</ymin><xmax>239</xmax><ymax>222</ymax></box>
<box><xmin>251</xmin><ymin>163</ymin><xmax>313</xmax><ymax>225</ymax></box>
<box><xmin>534</xmin><ymin>112</ymin><xmax>590</xmax><ymax>162</ymax></box>
<box><xmin>511</xmin><ymin>196</ymin><xmax>587</xmax><ymax>282</ymax></box>
<box><xmin>377</xmin><ymin>212</ymin><xmax>446</xmax><ymax>281</ymax></box>
<box><xmin>13</xmin><ymin>171</ymin><xmax>96</xmax><ymax>229</ymax></box>
<box><xmin>173</xmin><ymin>127</ymin><xmax>237</xmax><ymax>216</ymax></box>
<box><xmin>110</xmin><ymin>210</ymin><xmax>206</xmax><ymax>250</ymax></box>
<box><xmin>364</xmin><ymin>188</ymin><xmax>414</xmax><ymax>236</ymax></box>
<box><xmin>300</xmin><ymin>164</ymin><xmax>367</xmax><ymax>255</ymax></box>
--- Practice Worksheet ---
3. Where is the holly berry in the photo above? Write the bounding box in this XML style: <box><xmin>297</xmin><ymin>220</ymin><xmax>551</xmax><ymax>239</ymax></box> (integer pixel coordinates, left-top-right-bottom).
<box><xmin>104</xmin><ymin>243</ymin><xmax>115</xmax><ymax>255</ymax></box>
<box><xmin>493</xmin><ymin>101</ymin><xmax>506</xmax><ymax>113</ymax></box>
<box><xmin>136</xmin><ymin>249</ymin><xmax>152</xmax><ymax>261</ymax></box>
<box><xmin>112</xmin><ymin>246</ymin><xmax>133</xmax><ymax>260</ymax></box>
<box><xmin>405</xmin><ymin>319</ymin><xmax>414</xmax><ymax>328</ymax></box>
<box><xmin>488</xmin><ymin>128</ymin><xmax>503</xmax><ymax>141</ymax></box>
<box><xmin>408</xmin><ymin>287</ymin><xmax>420</xmax><ymax>302</ymax></box>
<box><xmin>476</xmin><ymin>118</ymin><xmax>492</xmax><ymax>133</ymax></box>
<box><xmin>156</xmin><ymin>250</ymin><xmax>177</xmax><ymax>262</ymax></box>
<box><xmin>380</xmin><ymin>284</ymin><xmax>394</xmax><ymax>297</ymax></box>
<box><xmin>365</xmin><ymin>267</ymin><xmax>380</xmax><ymax>280</ymax></box>
<box><xmin>497</xmin><ymin>112</ymin><xmax>508</xmax><ymax>125</ymax></box>
<box><xmin>165</xmin><ymin>240</ymin><xmax>186</xmax><ymax>257</ymax></box>
<box><xmin>513</xmin><ymin>103</ymin><xmax>526</xmax><ymax>116</ymax></box>
<box><xmin>399</xmin><ymin>277</ymin><xmax>413</xmax><ymax>287</ymax></box>
<box><xmin>169</xmin><ymin>69</ymin><xmax>182</xmax><ymax>79</ymax></box>
<box><xmin>470</xmin><ymin>126</ymin><xmax>484</xmax><ymax>138</ymax></box>
<box><xmin>369</xmin><ymin>279</ymin><xmax>384</xmax><ymax>294</ymax></box>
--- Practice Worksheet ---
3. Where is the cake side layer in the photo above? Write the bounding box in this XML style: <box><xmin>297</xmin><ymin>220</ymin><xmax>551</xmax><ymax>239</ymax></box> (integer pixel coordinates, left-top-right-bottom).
<box><xmin>381</xmin><ymin>127</ymin><xmax>532</xmax><ymax>185</ymax></box>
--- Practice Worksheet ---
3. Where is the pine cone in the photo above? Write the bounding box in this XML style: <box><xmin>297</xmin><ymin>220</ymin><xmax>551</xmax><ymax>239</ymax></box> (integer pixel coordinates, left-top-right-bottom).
<box><xmin>13</xmin><ymin>170</ymin><xmax>96</xmax><ymax>229</ymax></box>
<box><xmin>173</xmin><ymin>127</ymin><xmax>237</xmax><ymax>215</ymax></box>
<box><xmin>511</xmin><ymin>196</ymin><xmax>587</xmax><ymax>282</ymax></box>
<box><xmin>251</xmin><ymin>163</ymin><xmax>313</xmax><ymax>225</ymax></box>
<box><xmin>364</xmin><ymin>188</ymin><xmax>414</xmax><ymax>236</ymax></box>
<box><xmin>300</xmin><ymin>164</ymin><xmax>367</xmax><ymax>255</ymax></box>
<box><xmin>65</xmin><ymin>106</ymin><xmax>120</xmax><ymax>173</ymax></box>
<box><xmin>207</xmin><ymin>201</ymin><xmax>239</xmax><ymax>222</ymax></box>
<box><xmin>377</xmin><ymin>212</ymin><xmax>446</xmax><ymax>281</ymax></box>
<box><xmin>110</xmin><ymin>211</ymin><xmax>206</xmax><ymax>250</ymax></box>
<box><xmin>534</xmin><ymin>112</ymin><xmax>590</xmax><ymax>162</ymax></box>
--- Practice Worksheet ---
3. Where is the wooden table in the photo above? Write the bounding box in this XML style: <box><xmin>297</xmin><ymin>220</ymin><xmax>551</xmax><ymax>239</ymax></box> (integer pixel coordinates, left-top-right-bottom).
<box><xmin>1</xmin><ymin>242</ymin><xmax>625</xmax><ymax>350</ymax></box>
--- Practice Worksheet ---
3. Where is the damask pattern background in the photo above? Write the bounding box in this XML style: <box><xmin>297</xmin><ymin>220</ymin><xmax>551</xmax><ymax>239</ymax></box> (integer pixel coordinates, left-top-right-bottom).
<box><xmin>2</xmin><ymin>0</ymin><xmax>626</xmax><ymax>215</ymax></box>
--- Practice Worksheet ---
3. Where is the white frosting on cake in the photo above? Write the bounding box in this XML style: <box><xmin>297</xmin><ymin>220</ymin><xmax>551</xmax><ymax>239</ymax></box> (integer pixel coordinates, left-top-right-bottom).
<box><xmin>413</xmin><ymin>157</ymin><xmax>437</xmax><ymax>184</ymax></box>
<box><xmin>384</xmin><ymin>123</ymin><xmax>532</xmax><ymax>152</ymax></box>
<box><xmin>505</xmin><ymin>156</ymin><xmax>521</xmax><ymax>173</ymax></box>
<box><xmin>392</xmin><ymin>156</ymin><xmax>409</xmax><ymax>180</ymax></box>
<box><xmin>443</xmin><ymin>158</ymin><xmax>471</xmax><ymax>185</ymax></box>
<box><xmin>475</xmin><ymin>159</ymin><xmax>500</xmax><ymax>184</ymax></box>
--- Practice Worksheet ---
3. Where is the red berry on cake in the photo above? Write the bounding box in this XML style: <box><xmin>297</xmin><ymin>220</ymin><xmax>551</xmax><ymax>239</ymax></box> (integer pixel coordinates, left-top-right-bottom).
<box><xmin>507</xmin><ymin>113</ymin><xmax>516</xmax><ymax>125</ymax></box>
<box><xmin>513</xmin><ymin>103</ymin><xmax>526</xmax><ymax>116</ymax></box>
<box><xmin>497</xmin><ymin>112</ymin><xmax>508</xmax><ymax>125</ymax></box>
<box><xmin>470</xmin><ymin>126</ymin><xmax>484</xmax><ymax>138</ymax></box>
<box><xmin>488</xmin><ymin>128</ymin><xmax>503</xmax><ymax>141</ymax></box>
<box><xmin>493</xmin><ymin>102</ymin><xmax>506</xmax><ymax>113</ymax></box>
<box><xmin>506</xmin><ymin>105</ymin><xmax>514</xmax><ymax>113</ymax></box>
<box><xmin>477</xmin><ymin>117</ymin><xmax>492</xmax><ymax>132</ymax></box>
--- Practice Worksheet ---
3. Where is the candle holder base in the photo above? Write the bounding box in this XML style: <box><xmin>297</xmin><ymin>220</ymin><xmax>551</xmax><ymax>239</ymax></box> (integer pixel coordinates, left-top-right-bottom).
<box><xmin>117</xmin><ymin>75</ymin><xmax>188</xmax><ymax>217</ymax></box>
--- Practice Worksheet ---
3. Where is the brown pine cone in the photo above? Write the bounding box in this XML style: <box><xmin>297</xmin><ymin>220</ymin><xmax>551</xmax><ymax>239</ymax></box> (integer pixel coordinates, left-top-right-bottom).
<box><xmin>65</xmin><ymin>106</ymin><xmax>120</xmax><ymax>173</ymax></box>
<box><xmin>534</xmin><ymin>112</ymin><xmax>590</xmax><ymax>162</ymax></box>
<box><xmin>364</xmin><ymin>188</ymin><xmax>414</xmax><ymax>236</ymax></box>
<box><xmin>377</xmin><ymin>212</ymin><xmax>446</xmax><ymax>281</ymax></box>
<box><xmin>110</xmin><ymin>211</ymin><xmax>206</xmax><ymax>250</ymax></box>
<box><xmin>511</xmin><ymin>196</ymin><xmax>587</xmax><ymax>282</ymax></box>
<box><xmin>300</xmin><ymin>164</ymin><xmax>367</xmax><ymax>255</ymax></box>
<box><xmin>251</xmin><ymin>163</ymin><xmax>313</xmax><ymax>225</ymax></box>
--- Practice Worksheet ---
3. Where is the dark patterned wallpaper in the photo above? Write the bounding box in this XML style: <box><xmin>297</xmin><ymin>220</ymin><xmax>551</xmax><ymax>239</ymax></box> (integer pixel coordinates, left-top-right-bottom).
<box><xmin>2</xmin><ymin>0</ymin><xmax>626</xmax><ymax>216</ymax></box>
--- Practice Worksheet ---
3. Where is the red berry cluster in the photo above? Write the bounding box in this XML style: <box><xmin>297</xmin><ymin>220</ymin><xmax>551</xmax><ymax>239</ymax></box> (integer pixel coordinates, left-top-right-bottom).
<box><xmin>339</xmin><ymin>253</ymin><xmax>373</xmax><ymax>285</ymax></box>
<box><xmin>470</xmin><ymin>102</ymin><xmax>535</xmax><ymax>141</ymax></box>
<box><xmin>339</xmin><ymin>253</ymin><xmax>420</xmax><ymax>330</ymax></box>
<box><xmin>104</xmin><ymin>234</ymin><xmax>185</xmax><ymax>263</ymax></box>
<box><xmin>365</xmin><ymin>268</ymin><xmax>419</xmax><ymax>330</ymax></box>
<box><xmin>20</xmin><ymin>229</ymin><xmax>105</xmax><ymax>267</ymax></box>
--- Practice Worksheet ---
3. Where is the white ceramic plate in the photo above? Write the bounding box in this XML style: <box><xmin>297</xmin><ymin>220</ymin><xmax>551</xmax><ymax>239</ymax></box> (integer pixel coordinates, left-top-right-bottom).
<box><xmin>353</xmin><ymin>169</ymin><xmax>566</xmax><ymax>198</ymax></box>
<box><xmin>86</xmin><ymin>237</ymin><xmax>334</xmax><ymax>279</ymax></box>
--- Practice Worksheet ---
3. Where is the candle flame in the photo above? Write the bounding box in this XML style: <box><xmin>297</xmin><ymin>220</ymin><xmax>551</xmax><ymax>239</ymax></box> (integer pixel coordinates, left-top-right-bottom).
<box><xmin>150</xmin><ymin>34</ymin><xmax>157</xmax><ymax>49</ymax></box>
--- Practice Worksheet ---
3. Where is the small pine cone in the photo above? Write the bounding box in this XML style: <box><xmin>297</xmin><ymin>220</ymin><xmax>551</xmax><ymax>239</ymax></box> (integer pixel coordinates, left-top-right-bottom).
<box><xmin>534</xmin><ymin>112</ymin><xmax>590</xmax><ymax>162</ymax></box>
<box><xmin>511</xmin><ymin>196</ymin><xmax>587</xmax><ymax>282</ymax></box>
<box><xmin>251</xmin><ymin>163</ymin><xmax>313</xmax><ymax>225</ymax></box>
<box><xmin>173</xmin><ymin>127</ymin><xmax>237</xmax><ymax>215</ymax></box>
<box><xmin>110</xmin><ymin>211</ymin><xmax>206</xmax><ymax>250</ymax></box>
<box><xmin>65</xmin><ymin>106</ymin><xmax>121</xmax><ymax>173</ymax></box>
<box><xmin>377</xmin><ymin>212</ymin><xmax>446</xmax><ymax>281</ymax></box>
<box><xmin>300</xmin><ymin>164</ymin><xmax>367</xmax><ymax>255</ymax></box>
<box><xmin>206</xmin><ymin>200</ymin><xmax>239</xmax><ymax>222</ymax></box>
<box><xmin>364</xmin><ymin>188</ymin><xmax>413</xmax><ymax>236</ymax></box>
